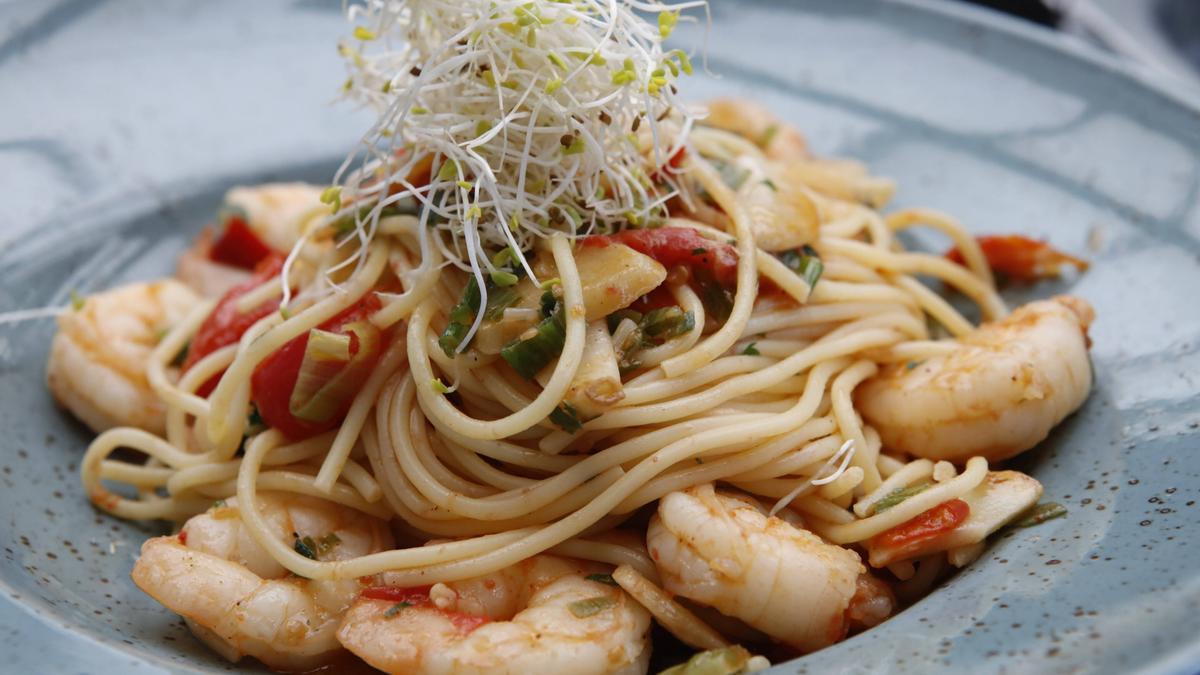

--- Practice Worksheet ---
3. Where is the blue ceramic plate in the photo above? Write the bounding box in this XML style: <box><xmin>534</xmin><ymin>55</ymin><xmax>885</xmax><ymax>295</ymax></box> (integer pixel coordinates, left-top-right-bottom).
<box><xmin>1</xmin><ymin>1</ymin><xmax>1198</xmax><ymax>673</ymax></box>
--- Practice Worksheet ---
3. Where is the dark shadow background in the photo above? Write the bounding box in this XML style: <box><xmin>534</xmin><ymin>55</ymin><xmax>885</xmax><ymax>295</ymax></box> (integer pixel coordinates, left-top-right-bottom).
<box><xmin>959</xmin><ymin>0</ymin><xmax>1060</xmax><ymax>26</ymax></box>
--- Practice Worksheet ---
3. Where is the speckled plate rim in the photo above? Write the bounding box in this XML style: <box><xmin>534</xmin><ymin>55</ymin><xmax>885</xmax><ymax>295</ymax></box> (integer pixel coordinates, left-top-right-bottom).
<box><xmin>3</xmin><ymin>1</ymin><xmax>1200</xmax><ymax>673</ymax></box>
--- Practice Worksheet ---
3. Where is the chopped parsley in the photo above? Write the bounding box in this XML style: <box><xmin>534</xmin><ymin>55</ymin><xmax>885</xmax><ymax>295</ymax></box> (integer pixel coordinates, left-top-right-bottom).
<box><xmin>742</xmin><ymin>342</ymin><xmax>760</xmax><ymax>356</ymax></box>
<box><xmin>383</xmin><ymin>601</ymin><xmax>412</xmax><ymax>618</ymax></box>
<box><xmin>585</xmin><ymin>573</ymin><xmax>619</xmax><ymax>586</ymax></box>
<box><xmin>293</xmin><ymin>535</ymin><xmax>317</xmax><ymax>560</ymax></box>
<box><xmin>641</xmin><ymin>307</ymin><xmax>694</xmax><ymax>342</ymax></box>
<box><xmin>777</xmin><ymin>244</ymin><xmax>824</xmax><ymax>289</ymax></box>
<box><xmin>549</xmin><ymin>402</ymin><xmax>582</xmax><ymax>433</ymax></box>
<box><xmin>170</xmin><ymin>340</ymin><xmax>191</xmax><ymax>368</ymax></box>
<box><xmin>292</xmin><ymin>532</ymin><xmax>342</xmax><ymax>560</ymax></box>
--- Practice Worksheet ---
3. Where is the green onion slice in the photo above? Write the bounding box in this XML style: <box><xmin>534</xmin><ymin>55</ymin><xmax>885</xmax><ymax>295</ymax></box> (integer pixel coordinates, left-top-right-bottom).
<box><xmin>289</xmin><ymin>321</ymin><xmax>381</xmax><ymax>423</ymax></box>
<box><xmin>549</xmin><ymin>402</ymin><xmax>582</xmax><ymax>433</ymax></box>
<box><xmin>874</xmin><ymin>482</ymin><xmax>932</xmax><ymax>513</ymax></box>
<box><xmin>501</xmin><ymin>303</ymin><xmax>566</xmax><ymax>378</ymax></box>
<box><xmin>658</xmin><ymin>646</ymin><xmax>755</xmax><ymax>675</ymax></box>
<box><xmin>778</xmin><ymin>244</ymin><xmax>824</xmax><ymax>290</ymax></box>
<box><xmin>1013</xmin><ymin>502</ymin><xmax>1068</xmax><ymax>528</ymax></box>
<box><xmin>641</xmin><ymin>307</ymin><xmax>694</xmax><ymax>342</ymax></box>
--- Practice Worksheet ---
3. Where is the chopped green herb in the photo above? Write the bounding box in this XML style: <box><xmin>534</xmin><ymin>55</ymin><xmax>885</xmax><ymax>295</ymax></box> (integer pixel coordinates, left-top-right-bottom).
<box><xmin>697</xmin><ymin>279</ymin><xmax>734</xmax><ymax>324</ymax></box>
<box><xmin>171</xmin><ymin>340</ymin><xmax>191</xmax><ymax>368</ymax></box>
<box><xmin>482</xmin><ymin>286</ymin><xmax>521</xmax><ymax>321</ymax></box>
<box><xmin>316</xmin><ymin>533</ymin><xmax>342</xmax><ymax>555</ymax></box>
<box><xmin>501</xmin><ymin>304</ymin><xmax>567</xmax><ymax>378</ymax></box>
<box><xmin>438</xmin><ymin>277</ymin><xmax>482</xmax><ymax>357</ymax></box>
<box><xmin>69</xmin><ymin>290</ymin><xmax>85</xmax><ymax>311</ymax></box>
<box><xmin>641</xmin><ymin>307</ymin><xmax>694</xmax><ymax>342</ymax></box>
<box><xmin>905</xmin><ymin>360</ymin><xmax>925</xmax><ymax>371</ymax></box>
<box><xmin>762</xmin><ymin>178</ymin><xmax>778</xmax><ymax>191</ymax></box>
<box><xmin>874</xmin><ymin>483</ymin><xmax>932</xmax><ymax>513</ymax></box>
<box><xmin>383</xmin><ymin>601</ymin><xmax>411</xmax><ymax>618</ymax></box>
<box><xmin>659</xmin><ymin>646</ymin><xmax>755</xmax><ymax>675</ymax></box>
<box><xmin>246</xmin><ymin>405</ymin><xmax>267</xmax><ymax>435</ymax></box>
<box><xmin>757</xmin><ymin>123</ymin><xmax>780</xmax><ymax>148</ymax></box>
<box><xmin>585</xmin><ymin>573</ymin><xmax>619</xmax><ymax>586</ymax></box>
<box><xmin>742</xmin><ymin>342</ymin><xmax>760</xmax><ymax>356</ymax></box>
<box><xmin>293</xmin><ymin>535</ymin><xmax>318</xmax><ymax>560</ymax></box>
<box><xmin>211</xmin><ymin>499</ymin><xmax>227</xmax><ymax>509</ymax></box>
<box><xmin>549</xmin><ymin>402</ymin><xmax>582</xmax><ymax>433</ymax></box>
<box><xmin>539</xmin><ymin>288</ymin><xmax>558</xmax><ymax>317</ymax></box>
<box><xmin>778</xmin><ymin>245</ymin><xmax>824</xmax><ymax>289</ymax></box>
<box><xmin>1014</xmin><ymin>502</ymin><xmax>1068</xmax><ymax>528</ymax></box>
<box><xmin>567</xmin><ymin>596</ymin><xmax>615</xmax><ymax>618</ymax></box>
<box><xmin>692</xmin><ymin>247</ymin><xmax>708</xmax><ymax>255</ymax></box>
<box><xmin>294</xmin><ymin>532</ymin><xmax>341</xmax><ymax>560</ymax></box>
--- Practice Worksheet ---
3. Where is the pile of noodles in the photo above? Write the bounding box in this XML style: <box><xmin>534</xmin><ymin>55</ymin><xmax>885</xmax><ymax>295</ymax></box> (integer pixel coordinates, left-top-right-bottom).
<box><xmin>80</xmin><ymin>123</ymin><xmax>1006</xmax><ymax>638</ymax></box>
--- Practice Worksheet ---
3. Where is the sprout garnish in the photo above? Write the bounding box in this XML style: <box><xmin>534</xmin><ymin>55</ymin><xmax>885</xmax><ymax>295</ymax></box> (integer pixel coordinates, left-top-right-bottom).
<box><xmin>327</xmin><ymin>0</ymin><xmax>706</xmax><ymax>350</ymax></box>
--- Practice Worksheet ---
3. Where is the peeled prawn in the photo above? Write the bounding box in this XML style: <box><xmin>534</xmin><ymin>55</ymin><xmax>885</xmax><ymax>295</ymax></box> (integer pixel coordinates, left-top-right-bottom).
<box><xmin>857</xmin><ymin>296</ymin><xmax>1095</xmax><ymax>463</ymax></box>
<box><xmin>46</xmin><ymin>279</ymin><xmax>201</xmax><ymax>434</ymax></box>
<box><xmin>704</xmin><ymin>98</ymin><xmax>808</xmax><ymax>161</ymax></box>
<box><xmin>336</xmin><ymin>554</ymin><xmax>652</xmax><ymax>675</ymax></box>
<box><xmin>646</xmin><ymin>484</ymin><xmax>893</xmax><ymax>653</ymax></box>
<box><xmin>131</xmin><ymin>493</ymin><xmax>394</xmax><ymax>671</ymax></box>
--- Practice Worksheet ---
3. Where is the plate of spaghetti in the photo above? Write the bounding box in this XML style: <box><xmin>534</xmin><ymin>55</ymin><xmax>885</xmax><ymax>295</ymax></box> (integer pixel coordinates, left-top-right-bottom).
<box><xmin>2</xmin><ymin>0</ymin><xmax>1199</xmax><ymax>673</ymax></box>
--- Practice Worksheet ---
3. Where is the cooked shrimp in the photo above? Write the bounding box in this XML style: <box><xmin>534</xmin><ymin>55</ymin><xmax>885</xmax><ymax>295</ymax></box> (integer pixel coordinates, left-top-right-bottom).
<box><xmin>857</xmin><ymin>296</ymin><xmax>1095</xmax><ymax>463</ymax></box>
<box><xmin>46</xmin><ymin>279</ymin><xmax>201</xmax><ymax>435</ymax></box>
<box><xmin>337</xmin><ymin>554</ymin><xmax>652</xmax><ymax>675</ymax></box>
<box><xmin>704</xmin><ymin>98</ymin><xmax>808</xmax><ymax>160</ymax></box>
<box><xmin>176</xmin><ymin>182</ymin><xmax>324</xmax><ymax>297</ymax></box>
<box><xmin>131</xmin><ymin>492</ymin><xmax>394</xmax><ymax>671</ymax></box>
<box><xmin>741</xmin><ymin>161</ymin><xmax>820</xmax><ymax>252</ymax></box>
<box><xmin>647</xmin><ymin>485</ymin><xmax>894</xmax><ymax>653</ymax></box>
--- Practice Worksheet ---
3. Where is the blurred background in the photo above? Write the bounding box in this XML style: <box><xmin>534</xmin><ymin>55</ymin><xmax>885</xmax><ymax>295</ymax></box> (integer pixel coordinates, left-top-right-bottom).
<box><xmin>959</xmin><ymin>0</ymin><xmax>1200</xmax><ymax>88</ymax></box>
